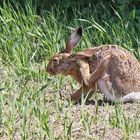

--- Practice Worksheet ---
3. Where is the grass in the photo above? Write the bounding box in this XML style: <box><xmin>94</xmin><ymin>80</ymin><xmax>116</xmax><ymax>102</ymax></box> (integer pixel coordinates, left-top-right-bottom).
<box><xmin>0</xmin><ymin>1</ymin><xmax>140</xmax><ymax>140</ymax></box>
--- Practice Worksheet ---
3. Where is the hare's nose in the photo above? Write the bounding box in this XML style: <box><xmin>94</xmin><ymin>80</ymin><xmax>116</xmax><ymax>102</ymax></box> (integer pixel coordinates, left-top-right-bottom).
<box><xmin>46</xmin><ymin>66</ymin><xmax>56</xmax><ymax>75</ymax></box>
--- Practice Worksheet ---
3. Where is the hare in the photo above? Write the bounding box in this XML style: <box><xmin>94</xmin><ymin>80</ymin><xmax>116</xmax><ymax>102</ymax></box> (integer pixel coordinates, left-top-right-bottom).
<box><xmin>46</xmin><ymin>27</ymin><xmax>140</xmax><ymax>103</ymax></box>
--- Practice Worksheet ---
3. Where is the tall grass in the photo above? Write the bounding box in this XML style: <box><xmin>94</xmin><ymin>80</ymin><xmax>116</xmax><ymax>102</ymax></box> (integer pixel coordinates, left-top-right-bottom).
<box><xmin>0</xmin><ymin>1</ymin><xmax>140</xmax><ymax>140</ymax></box>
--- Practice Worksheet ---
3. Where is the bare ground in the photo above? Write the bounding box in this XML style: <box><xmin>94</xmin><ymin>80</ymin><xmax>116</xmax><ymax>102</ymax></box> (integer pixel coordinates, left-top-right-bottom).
<box><xmin>0</xmin><ymin>75</ymin><xmax>140</xmax><ymax>140</ymax></box>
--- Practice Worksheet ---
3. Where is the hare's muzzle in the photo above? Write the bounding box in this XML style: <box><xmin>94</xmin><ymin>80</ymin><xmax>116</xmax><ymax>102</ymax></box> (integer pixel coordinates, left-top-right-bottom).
<box><xmin>46</xmin><ymin>64</ymin><xmax>56</xmax><ymax>75</ymax></box>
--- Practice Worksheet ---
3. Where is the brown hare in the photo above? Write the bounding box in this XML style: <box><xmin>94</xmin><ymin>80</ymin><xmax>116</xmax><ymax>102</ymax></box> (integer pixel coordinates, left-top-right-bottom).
<box><xmin>46</xmin><ymin>27</ymin><xmax>140</xmax><ymax>103</ymax></box>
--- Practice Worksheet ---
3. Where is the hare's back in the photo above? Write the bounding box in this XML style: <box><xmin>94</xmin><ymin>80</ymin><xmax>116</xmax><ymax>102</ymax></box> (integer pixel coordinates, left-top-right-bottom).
<box><xmin>110</xmin><ymin>49</ymin><xmax>140</xmax><ymax>95</ymax></box>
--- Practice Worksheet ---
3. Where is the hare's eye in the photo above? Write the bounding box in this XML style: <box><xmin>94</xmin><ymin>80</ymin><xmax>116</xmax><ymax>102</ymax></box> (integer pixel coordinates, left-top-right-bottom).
<box><xmin>52</xmin><ymin>58</ymin><xmax>59</xmax><ymax>65</ymax></box>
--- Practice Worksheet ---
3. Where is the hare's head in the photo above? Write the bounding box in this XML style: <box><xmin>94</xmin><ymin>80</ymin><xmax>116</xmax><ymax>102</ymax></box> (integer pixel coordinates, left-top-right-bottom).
<box><xmin>46</xmin><ymin>27</ymin><xmax>83</xmax><ymax>75</ymax></box>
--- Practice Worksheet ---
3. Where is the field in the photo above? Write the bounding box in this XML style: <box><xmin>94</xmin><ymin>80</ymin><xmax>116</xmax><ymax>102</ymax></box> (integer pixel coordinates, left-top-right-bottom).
<box><xmin>0</xmin><ymin>1</ymin><xmax>140</xmax><ymax>140</ymax></box>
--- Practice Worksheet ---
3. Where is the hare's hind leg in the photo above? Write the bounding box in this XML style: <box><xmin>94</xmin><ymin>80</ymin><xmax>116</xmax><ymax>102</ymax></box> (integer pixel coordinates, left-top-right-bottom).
<box><xmin>88</xmin><ymin>55</ymin><xmax>111</xmax><ymax>87</ymax></box>
<box><xmin>121</xmin><ymin>92</ymin><xmax>140</xmax><ymax>103</ymax></box>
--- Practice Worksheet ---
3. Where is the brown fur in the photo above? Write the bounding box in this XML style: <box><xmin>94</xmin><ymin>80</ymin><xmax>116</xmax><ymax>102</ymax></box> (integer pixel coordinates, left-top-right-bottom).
<box><xmin>46</xmin><ymin>27</ymin><xmax>140</xmax><ymax>103</ymax></box>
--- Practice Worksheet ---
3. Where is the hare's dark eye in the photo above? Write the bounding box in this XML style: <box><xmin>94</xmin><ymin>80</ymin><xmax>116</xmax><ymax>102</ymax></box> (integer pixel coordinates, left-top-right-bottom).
<box><xmin>52</xmin><ymin>58</ymin><xmax>59</xmax><ymax>65</ymax></box>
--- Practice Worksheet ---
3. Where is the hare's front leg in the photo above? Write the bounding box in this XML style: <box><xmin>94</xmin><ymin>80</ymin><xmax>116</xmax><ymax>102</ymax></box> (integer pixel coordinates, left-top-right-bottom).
<box><xmin>71</xmin><ymin>61</ymin><xmax>96</xmax><ymax>102</ymax></box>
<box><xmin>78</xmin><ymin>55</ymin><xmax>111</xmax><ymax>88</ymax></box>
<box><xmin>77</xmin><ymin>60</ymin><xmax>90</xmax><ymax>86</ymax></box>
<box><xmin>71</xmin><ymin>84</ymin><xmax>96</xmax><ymax>101</ymax></box>
<box><xmin>72</xmin><ymin>55</ymin><xmax>110</xmax><ymax>102</ymax></box>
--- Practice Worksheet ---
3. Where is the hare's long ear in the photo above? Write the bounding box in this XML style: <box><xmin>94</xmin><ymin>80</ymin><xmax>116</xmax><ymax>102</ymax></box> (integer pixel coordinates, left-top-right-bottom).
<box><xmin>65</xmin><ymin>27</ymin><xmax>82</xmax><ymax>53</ymax></box>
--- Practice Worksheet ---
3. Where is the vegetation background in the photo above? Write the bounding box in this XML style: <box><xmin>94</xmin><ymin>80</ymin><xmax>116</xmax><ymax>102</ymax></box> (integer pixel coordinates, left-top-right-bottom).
<box><xmin>0</xmin><ymin>0</ymin><xmax>140</xmax><ymax>139</ymax></box>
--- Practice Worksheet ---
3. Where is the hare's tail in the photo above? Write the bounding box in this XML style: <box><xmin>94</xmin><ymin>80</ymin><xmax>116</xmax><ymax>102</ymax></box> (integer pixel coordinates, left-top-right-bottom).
<box><xmin>120</xmin><ymin>92</ymin><xmax>140</xmax><ymax>103</ymax></box>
